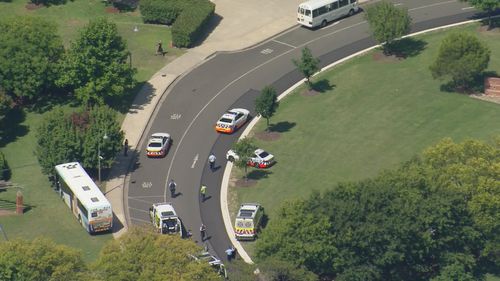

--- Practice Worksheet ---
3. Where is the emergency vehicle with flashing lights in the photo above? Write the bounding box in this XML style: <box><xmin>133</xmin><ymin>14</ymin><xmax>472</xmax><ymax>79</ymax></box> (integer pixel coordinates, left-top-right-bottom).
<box><xmin>146</xmin><ymin>133</ymin><xmax>171</xmax><ymax>158</ymax></box>
<box><xmin>215</xmin><ymin>108</ymin><xmax>250</xmax><ymax>134</ymax></box>
<box><xmin>149</xmin><ymin>202</ymin><xmax>183</xmax><ymax>237</ymax></box>
<box><xmin>226</xmin><ymin>148</ymin><xmax>275</xmax><ymax>168</ymax></box>
<box><xmin>234</xmin><ymin>203</ymin><xmax>264</xmax><ymax>240</ymax></box>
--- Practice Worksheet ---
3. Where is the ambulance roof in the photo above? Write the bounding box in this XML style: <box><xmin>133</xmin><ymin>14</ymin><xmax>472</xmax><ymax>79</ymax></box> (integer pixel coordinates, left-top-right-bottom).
<box><xmin>237</xmin><ymin>203</ymin><xmax>260</xmax><ymax>219</ymax></box>
<box><xmin>154</xmin><ymin>203</ymin><xmax>178</xmax><ymax>218</ymax></box>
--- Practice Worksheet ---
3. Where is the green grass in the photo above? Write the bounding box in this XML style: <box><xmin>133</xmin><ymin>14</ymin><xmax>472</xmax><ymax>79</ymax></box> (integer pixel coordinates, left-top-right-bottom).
<box><xmin>230</xmin><ymin>23</ymin><xmax>500</xmax><ymax>254</ymax></box>
<box><xmin>0</xmin><ymin>0</ymin><xmax>186</xmax><ymax>261</ymax></box>
<box><xmin>0</xmin><ymin>0</ymin><xmax>185</xmax><ymax>82</ymax></box>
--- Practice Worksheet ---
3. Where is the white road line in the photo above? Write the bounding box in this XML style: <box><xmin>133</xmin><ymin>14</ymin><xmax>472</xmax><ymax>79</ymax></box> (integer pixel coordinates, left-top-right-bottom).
<box><xmin>191</xmin><ymin>153</ymin><xmax>199</xmax><ymax>168</ymax></box>
<box><xmin>129</xmin><ymin>195</ymin><xmax>165</xmax><ymax>199</ymax></box>
<box><xmin>129</xmin><ymin>196</ymin><xmax>162</xmax><ymax>204</ymax></box>
<box><xmin>128</xmin><ymin>206</ymin><xmax>150</xmax><ymax>214</ymax></box>
<box><xmin>272</xmin><ymin>39</ymin><xmax>297</xmax><ymax>49</ymax></box>
<box><xmin>130</xmin><ymin>217</ymin><xmax>151</xmax><ymax>224</ymax></box>
<box><xmin>408</xmin><ymin>0</ymin><xmax>457</xmax><ymax>12</ymax></box>
<box><xmin>461</xmin><ymin>6</ymin><xmax>474</xmax><ymax>10</ymax></box>
<box><xmin>394</xmin><ymin>3</ymin><xmax>403</xmax><ymax>6</ymax></box>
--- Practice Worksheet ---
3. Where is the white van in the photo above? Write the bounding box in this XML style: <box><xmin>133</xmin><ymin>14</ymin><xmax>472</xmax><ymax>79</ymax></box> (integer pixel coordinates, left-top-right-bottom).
<box><xmin>298</xmin><ymin>0</ymin><xmax>359</xmax><ymax>28</ymax></box>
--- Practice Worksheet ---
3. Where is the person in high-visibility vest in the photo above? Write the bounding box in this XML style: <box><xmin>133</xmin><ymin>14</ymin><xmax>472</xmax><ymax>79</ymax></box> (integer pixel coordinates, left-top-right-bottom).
<box><xmin>200</xmin><ymin>185</ymin><xmax>207</xmax><ymax>202</ymax></box>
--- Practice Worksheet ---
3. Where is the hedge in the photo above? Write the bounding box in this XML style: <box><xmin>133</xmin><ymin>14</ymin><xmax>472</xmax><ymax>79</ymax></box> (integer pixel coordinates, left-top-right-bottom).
<box><xmin>140</xmin><ymin>0</ymin><xmax>184</xmax><ymax>25</ymax></box>
<box><xmin>171</xmin><ymin>0</ymin><xmax>215</xmax><ymax>48</ymax></box>
<box><xmin>0</xmin><ymin>150</ymin><xmax>9</xmax><ymax>180</ymax></box>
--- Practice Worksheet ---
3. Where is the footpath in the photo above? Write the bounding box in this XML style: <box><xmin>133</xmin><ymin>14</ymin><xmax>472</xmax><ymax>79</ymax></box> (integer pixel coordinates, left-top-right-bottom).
<box><xmin>105</xmin><ymin>0</ymin><xmax>370</xmax><ymax>238</ymax></box>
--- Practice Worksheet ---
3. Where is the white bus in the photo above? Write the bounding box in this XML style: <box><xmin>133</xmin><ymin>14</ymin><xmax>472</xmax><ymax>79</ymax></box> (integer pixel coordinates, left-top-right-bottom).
<box><xmin>55</xmin><ymin>162</ymin><xmax>113</xmax><ymax>234</ymax></box>
<box><xmin>298</xmin><ymin>0</ymin><xmax>359</xmax><ymax>28</ymax></box>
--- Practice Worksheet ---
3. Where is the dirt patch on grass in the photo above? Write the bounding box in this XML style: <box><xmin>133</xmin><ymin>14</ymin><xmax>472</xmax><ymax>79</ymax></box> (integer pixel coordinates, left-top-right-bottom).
<box><xmin>0</xmin><ymin>209</ymin><xmax>16</xmax><ymax>217</ymax></box>
<box><xmin>372</xmin><ymin>51</ymin><xmax>403</xmax><ymax>63</ymax></box>
<box><xmin>25</xmin><ymin>3</ymin><xmax>45</xmax><ymax>10</ymax></box>
<box><xmin>478</xmin><ymin>25</ymin><xmax>499</xmax><ymax>35</ymax></box>
<box><xmin>234</xmin><ymin>178</ymin><xmax>258</xmax><ymax>187</ymax></box>
<box><xmin>301</xmin><ymin>88</ymin><xmax>321</xmax><ymax>97</ymax></box>
<box><xmin>105</xmin><ymin>6</ymin><xmax>120</xmax><ymax>13</ymax></box>
<box><xmin>471</xmin><ymin>94</ymin><xmax>500</xmax><ymax>105</ymax></box>
<box><xmin>255</xmin><ymin>131</ymin><xmax>281</xmax><ymax>142</ymax></box>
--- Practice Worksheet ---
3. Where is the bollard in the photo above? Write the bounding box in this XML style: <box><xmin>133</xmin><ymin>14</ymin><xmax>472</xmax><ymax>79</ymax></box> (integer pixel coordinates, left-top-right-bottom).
<box><xmin>16</xmin><ymin>190</ymin><xmax>24</xmax><ymax>215</ymax></box>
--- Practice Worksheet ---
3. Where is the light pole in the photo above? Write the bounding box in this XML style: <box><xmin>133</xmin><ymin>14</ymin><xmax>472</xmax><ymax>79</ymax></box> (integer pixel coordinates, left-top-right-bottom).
<box><xmin>0</xmin><ymin>224</ymin><xmax>8</xmax><ymax>241</ymax></box>
<box><xmin>98</xmin><ymin>133</ymin><xmax>108</xmax><ymax>186</ymax></box>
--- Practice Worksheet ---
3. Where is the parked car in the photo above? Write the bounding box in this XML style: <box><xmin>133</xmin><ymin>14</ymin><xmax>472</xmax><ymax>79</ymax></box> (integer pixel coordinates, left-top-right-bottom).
<box><xmin>226</xmin><ymin>148</ymin><xmax>275</xmax><ymax>168</ymax></box>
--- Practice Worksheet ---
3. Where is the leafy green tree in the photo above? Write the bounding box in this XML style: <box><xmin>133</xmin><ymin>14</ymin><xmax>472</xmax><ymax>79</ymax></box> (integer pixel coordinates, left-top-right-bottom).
<box><xmin>461</xmin><ymin>0</ymin><xmax>500</xmax><ymax>27</ymax></box>
<box><xmin>57</xmin><ymin>18</ymin><xmax>136</xmax><ymax>106</ymax></box>
<box><xmin>0</xmin><ymin>17</ymin><xmax>64</xmax><ymax>104</ymax></box>
<box><xmin>0</xmin><ymin>88</ymin><xmax>12</xmax><ymax>135</ymax></box>
<box><xmin>35</xmin><ymin>107</ymin><xmax>83</xmax><ymax>176</ymax></box>
<box><xmin>255</xmin><ymin>86</ymin><xmax>279</xmax><ymax>131</ymax></box>
<box><xmin>81</xmin><ymin>105</ymin><xmax>124</xmax><ymax>170</ymax></box>
<box><xmin>0</xmin><ymin>150</ymin><xmax>9</xmax><ymax>180</ymax></box>
<box><xmin>293</xmin><ymin>47</ymin><xmax>320</xmax><ymax>90</ymax></box>
<box><xmin>0</xmin><ymin>238</ymin><xmax>90</xmax><ymax>281</ymax></box>
<box><xmin>231</xmin><ymin>137</ymin><xmax>257</xmax><ymax>180</ymax></box>
<box><xmin>364</xmin><ymin>1</ymin><xmax>412</xmax><ymax>55</ymax></box>
<box><xmin>430</xmin><ymin>32</ymin><xmax>490</xmax><ymax>90</ymax></box>
<box><xmin>92</xmin><ymin>226</ymin><xmax>222</xmax><ymax>281</ymax></box>
<box><xmin>258</xmin><ymin>257</ymin><xmax>317</xmax><ymax>281</ymax></box>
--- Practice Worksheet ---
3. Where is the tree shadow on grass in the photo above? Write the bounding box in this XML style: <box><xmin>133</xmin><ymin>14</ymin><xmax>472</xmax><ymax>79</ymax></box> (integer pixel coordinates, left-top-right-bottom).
<box><xmin>269</xmin><ymin>121</ymin><xmax>296</xmax><ymax>133</ymax></box>
<box><xmin>0</xmin><ymin>108</ymin><xmax>28</xmax><ymax>148</ymax></box>
<box><xmin>247</xmin><ymin>169</ymin><xmax>272</xmax><ymax>181</ymax></box>
<box><xmin>312</xmin><ymin>79</ymin><xmax>335</xmax><ymax>93</ymax></box>
<box><xmin>110</xmin><ymin>0</ymin><xmax>138</xmax><ymax>12</ymax></box>
<box><xmin>439</xmin><ymin>70</ymin><xmax>499</xmax><ymax>94</ymax></box>
<box><xmin>389</xmin><ymin>38</ymin><xmax>427</xmax><ymax>58</ymax></box>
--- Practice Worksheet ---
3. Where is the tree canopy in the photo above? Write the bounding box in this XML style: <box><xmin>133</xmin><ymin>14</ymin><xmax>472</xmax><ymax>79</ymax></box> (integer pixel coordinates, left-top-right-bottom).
<box><xmin>364</xmin><ymin>1</ymin><xmax>412</xmax><ymax>54</ymax></box>
<box><xmin>256</xmin><ymin>137</ymin><xmax>500</xmax><ymax>280</ymax></box>
<box><xmin>430</xmin><ymin>32</ymin><xmax>490</xmax><ymax>90</ymax></box>
<box><xmin>255</xmin><ymin>85</ymin><xmax>279</xmax><ymax>131</ymax></box>
<box><xmin>0</xmin><ymin>17</ymin><xmax>64</xmax><ymax>105</ymax></box>
<box><xmin>461</xmin><ymin>0</ymin><xmax>500</xmax><ymax>26</ymax></box>
<box><xmin>293</xmin><ymin>47</ymin><xmax>320</xmax><ymax>89</ymax></box>
<box><xmin>36</xmin><ymin>105</ymin><xmax>123</xmax><ymax>176</ymax></box>
<box><xmin>0</xmin><ymin>238</ymin><xmax>90</xmax><ymax>281</ymax></box>
<box><xmin>232</xmin><ymin>137</ymin><xmax>257</xmax><ymax>179</ymax></box>
<box><xmin>57</xmin><ymin>18</ymin><xmax>136</xmax><ymax>106</ymax></box>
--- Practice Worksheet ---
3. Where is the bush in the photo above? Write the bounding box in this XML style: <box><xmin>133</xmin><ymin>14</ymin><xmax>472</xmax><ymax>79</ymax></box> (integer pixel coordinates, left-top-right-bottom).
<box><xmin>0</xmin><ymin>150</ymin><xmax>10</xmax><ymax>180</ymax></box>
<box><xmin>139</xmin><ymin>0</ymin><xmax>183</xmax><ymax>25</ymax></box>
<box><xmin>30</xmin><ymin>0</ymin><xmax>67</xmax><ymax>6</ymax></box>
<box><xmin>171</xmin><ymin>0</ymin><xmax>215</xmax><ymax>48</ymax></box>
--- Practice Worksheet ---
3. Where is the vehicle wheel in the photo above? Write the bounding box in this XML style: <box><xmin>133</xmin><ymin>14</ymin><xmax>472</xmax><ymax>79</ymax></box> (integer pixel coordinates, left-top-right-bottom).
<box><xmin>321</xmin><ymin>20</ymin><xmax>327</xmax><ymax>28</ymax></box>
<box><xmin>348</xmin><ymin>9</ymin><xmax>354</xmax><ymax>16</ymax></box>
<box><xmin>228</xmin><ymin>156</ymin><xmax>235</xmax><ymax>162</ymax></box>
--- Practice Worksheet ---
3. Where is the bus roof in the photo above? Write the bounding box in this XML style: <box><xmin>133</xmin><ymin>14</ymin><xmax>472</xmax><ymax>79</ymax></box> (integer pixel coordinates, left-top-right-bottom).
<box><xmin>55</xmin><ymin>162</ymin><xmax>111</xmax><ymax>210</ymax></box>
<box><xmin>299</xmin><ymin>0</ymin><xmax>337</xmax><ymax>10</ymax></box>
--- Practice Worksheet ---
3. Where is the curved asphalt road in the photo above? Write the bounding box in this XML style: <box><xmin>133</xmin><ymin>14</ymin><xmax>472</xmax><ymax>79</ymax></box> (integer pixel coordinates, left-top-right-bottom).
<box><xmin>126</xmin><ymin>0</ymin><xmax>488</xmax><ymax>264</ymax></box>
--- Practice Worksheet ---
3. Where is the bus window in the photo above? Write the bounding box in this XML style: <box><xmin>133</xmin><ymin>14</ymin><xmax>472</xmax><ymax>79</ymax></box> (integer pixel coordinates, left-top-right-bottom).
<box><xmin>305</xmin><ymin>9</ymin><xmax>311</xmax><ymax>16</ymax></box>
<box><xmin>313</xmin><ymin>9</ymin><xmax>319</xmax><ymax>17</ymax></box>
<box><xmin>332</xmin><ymin>2</ymin><xmax>338</xmax><ymax>10</ymax></box>
<box><xmin>350</xmin><ymin>0</ymin><xmax>357</xmax><ymax>3</ymax></box>
<box><xmin>318</xmin><ymin>6</ymin><xmax>328</xmax><ymax>15</ymax></box>
<box><xmin>339</xmin><ymin>0</ymin><xmax>348</xmax><ymax>7</ymax></box>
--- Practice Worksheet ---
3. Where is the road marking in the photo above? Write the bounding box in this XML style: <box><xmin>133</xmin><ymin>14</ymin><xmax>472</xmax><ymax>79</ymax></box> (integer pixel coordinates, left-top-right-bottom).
<box><xmin>129</xmin><ymin>197</ymin><xmax>161</xmax><ymax>204</ymax></box>
<box><xmin>260</xmin><ymin>48</ymin><xmax>274</xmax><ymax>54</ymax></box>
<box><xmin>272</xmin><ymin>39</ymin><xmax>296</xmax><ymax>49</ymax></box>
<box><xmin>170</xmin><ymin>113</ymin><xmax>182</xmax><ymax>120</ymax></box>
<box><xmin>128</xmin><ymin>206</ymin><xmax>150</xmax><ymax>214</ymax></box>
<box><xmin>130</xmin><ymin>217</ymin><xmax>151</xmax><ymax>224</ymax></box>
<box><xmin>394</xmin><ymin>3</ymin><xmax>403</xmax><ymax>6</ymax></box>
<box><xmin>461</xmin><ymin>6</ymin><xmax>474</xmax><ymax>10</ymax></box>
<box><xmin>142</xmin><ymin>181</ymin><xmax>152</xmax><ymax>189</ymax></box>
<box><xmin>408</xmin><ymin>0</ymin><xmax>457</xmax><ymax>12</ymax></box>
<box><xmin>191</xmin><ymin>154</ymin><xmax>199</xmax><ymax>168</ymax></box>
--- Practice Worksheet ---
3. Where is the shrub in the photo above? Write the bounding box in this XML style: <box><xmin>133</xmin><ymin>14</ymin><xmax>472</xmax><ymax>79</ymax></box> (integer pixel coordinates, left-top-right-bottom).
<box><xmin>0</xmin><ymin>150</ymin><xmax>10</xmax><ymax>180</ymax></box>
<box><xmin>140</xmin><ymin>0</ymin><xmax>183</xmax><ymax>25</ymax></box>
<box><xmin>171</xmin><ymin>0</ymin><xmax>215</xmax><ymax>48</ymax></box>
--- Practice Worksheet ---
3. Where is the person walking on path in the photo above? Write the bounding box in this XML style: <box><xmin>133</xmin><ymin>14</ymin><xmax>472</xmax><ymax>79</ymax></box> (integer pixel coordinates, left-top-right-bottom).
<box><xmin>123</xmin><ymin>139</ymin><xmax>129</xmax><ymax>156</ymax></box>
<box><xmin>156</xmin><ymin>41</ymin><xmax>164</xmax><ymax>56</ymax></box>
<box><xmin>208</xmin><ymin>153</ymin><xmax>216</xmax><ymax>171</ymax></box>
<box><xmin>200</xmin><ymin>223</ymin><xmax>207</xmax><ymax>241</ymax></box>
<box><xmin>200</xmin><ymin>184</ymin><xmax>207</xmax><ymax>202</ymax></box>
<box><xmin>168</xmin><ymin>179</ymin><xmax>176</xmax><ymax>198</ymax></box>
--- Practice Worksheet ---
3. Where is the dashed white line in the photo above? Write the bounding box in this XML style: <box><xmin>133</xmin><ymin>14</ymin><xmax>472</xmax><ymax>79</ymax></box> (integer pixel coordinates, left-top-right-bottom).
<box><xmin>272</xmin><ymin>39</ymin><xmax>297</xmax><ymax>49</ymax></box>
<box><xmin>191</xmin><ymin>153</ymin><xmax>199</xmax><ymax>168</ymax></box>
<box><xmin>128</xmin><ymin>206</ymin><xmax>150</xmax><ymax>214</ymax></box>
<box><xmin>408</xmin><ymin>0</ymin><xmax>457</xmax><ymax>11</ymax></box>
<box><xmin>461</xmin><ymin>6</ymin><xmax>474</xmax><ymax>10</ymax></box>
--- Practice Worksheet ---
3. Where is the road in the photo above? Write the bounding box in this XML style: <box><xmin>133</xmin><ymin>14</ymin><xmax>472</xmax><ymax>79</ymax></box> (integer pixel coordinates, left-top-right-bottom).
<box><xmin>126</xmin><ymin>0</ymin><xmax>484</xmax><ymax>263</ymax></box>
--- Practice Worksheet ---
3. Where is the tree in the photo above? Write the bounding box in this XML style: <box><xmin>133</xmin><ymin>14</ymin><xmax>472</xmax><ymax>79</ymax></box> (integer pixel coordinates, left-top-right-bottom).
<box><xmin>461</xmin><ymin>0</ymin><xmax>500</xmax><ymax>27</ymax></box>
<box><xmin>293</xmin><ymin>47</ymin><xmax>320</xmax><ymax>90</ymax></box>
<box><xmin>0</xmin><ymin>17</ymin><xmax>64</xmax><ymax>105</ymax></box>
<box><xmin>232</xmin><ymin>137</ymin><xmax>257</xmax><ymax>180</ymax></box>
<box><xmin>364</xmin><ymin>1</ymin><xmax>412</xmax><ymax>55</ymax></box>
<box><xmin>0</xmin><ymin>150</ymin><xmax>9</xmax><ymax>180</ymax></box>
<box><xmin>258</xmin><ymin>257</ymin><xmax>317</xmax><ymax>281</ymax></box>
<box><xmin>255</xmin><ymin>85</ymin><xmax>279</xmax><ymax>131</ymax></box>
<box><xmin>36</xmin><ymin>105</ymin><xmax>123</xmax><ymax>176</ymax></box>
<box><xmin>57</xmin><ymin>18</ymin><xmax>136</xmax><ymax>106</ymax></box>
<box><xmin>430</xmin><ymin>32</ymin><xmax>490</xmax><ymax>90</ymax></box>
<box><xmin>92</xmin><ymin>227</ymin><xmax>222</xmax><ymax>281</ymax></box>
<box><xmin>0</xmin><ymin>238</ymin><xmax>90</xmax><ymax>281</ymax></box>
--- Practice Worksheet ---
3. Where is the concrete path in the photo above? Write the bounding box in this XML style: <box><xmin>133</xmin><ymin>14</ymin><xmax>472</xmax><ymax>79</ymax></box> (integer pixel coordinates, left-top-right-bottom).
<box><xmin>105</xmin><ymin>0</ymin><xmax>370</xmax><ymax>238</ymax></box>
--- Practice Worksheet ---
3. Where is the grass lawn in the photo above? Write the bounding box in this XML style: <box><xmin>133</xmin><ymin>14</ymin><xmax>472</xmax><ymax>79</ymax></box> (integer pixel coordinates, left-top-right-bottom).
<box><xmin>229</xmin><ymin>23</ymin><xmax>500</xmax><ymax>256</ymax></box>
<box><xmin>0</xmin><ymin>0</ymin><xmax>185</xmax><ymax>262</ymax></box>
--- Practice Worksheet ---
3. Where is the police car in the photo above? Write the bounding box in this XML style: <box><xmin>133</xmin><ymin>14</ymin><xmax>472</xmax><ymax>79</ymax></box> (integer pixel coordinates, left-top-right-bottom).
<box><xmin>215</xmin><ymin>108</ymin><xmax>250</xmax><ymax>134</ymax></box>
<box><xmin>226</xmin><ymin>148</ymin><xmax>275</xmax><ymax>168</ymax></box>
<box><xmin>146</xmin><ymin>133</ymin><xmax>171</xmax><ymax>158</ymax></box>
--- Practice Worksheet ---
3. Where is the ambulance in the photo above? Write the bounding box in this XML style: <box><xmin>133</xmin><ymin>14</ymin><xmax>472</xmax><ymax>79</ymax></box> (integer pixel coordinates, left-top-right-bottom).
<box><xmin>234</xmin><ymin>203</ymin><xmax>264</xmax><ymax>240</ymax></box>
<box><xmin>149</xmin><ymin>202</ymin><xmax>183</xmax><ymax>237</ymax></box>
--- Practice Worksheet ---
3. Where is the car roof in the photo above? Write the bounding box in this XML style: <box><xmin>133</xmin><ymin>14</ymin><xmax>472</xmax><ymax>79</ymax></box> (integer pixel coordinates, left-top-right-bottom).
<box><xmin>151</xmin><ymin>132</ymin><xmax>170</xmax><ymax>138</ymax></box>
<box><xmin>155</xmin><ymin>204</ymin><xmax>178</xmax><ymax>218</ymax></box>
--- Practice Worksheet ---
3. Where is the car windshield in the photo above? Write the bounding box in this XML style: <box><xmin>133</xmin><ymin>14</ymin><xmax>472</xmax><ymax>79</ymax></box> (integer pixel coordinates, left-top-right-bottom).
<box><xmin>219</xmin><ymin>118</ymin><xmax>233</xmax><ymax>123</ymax></box>
<box><xmin>149</xmin><ymin>143</ymin><xmax>162</xmax><ymax>147</ymax></box>
<box><xmin>258</xmin><ymin>151</ymin><xmax>269</xmax><ymax>158</ymax></box>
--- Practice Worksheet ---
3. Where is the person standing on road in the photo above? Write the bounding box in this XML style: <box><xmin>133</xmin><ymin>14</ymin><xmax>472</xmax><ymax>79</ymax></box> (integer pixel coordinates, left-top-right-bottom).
<box><xmin>200</xmin><ymin>184</ymin><xmax>207</xmax><ymax>202</ymax></box>
<box><xmin>208</xmin><ymin>153</ymin><xmax>216</xmax><ymax>171</ymax></box>
<box><xmin>123</xmin><ymin>139</ymin><xmax>129</xmax><ymax>156</ymax></box>
<box><xmin>200</xmin><ymin>223</ymin><xmax>207</xmax><ymax>241</ymax></box>
<box><xmin>168</xmin><ymin>179</ymin><xmax>176</xmax><ymax>198</ymax></box>
<box><xmin>225</xmin><ymin>245</ymin><xmax>235</xmax><ymax>261</ymax></box>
